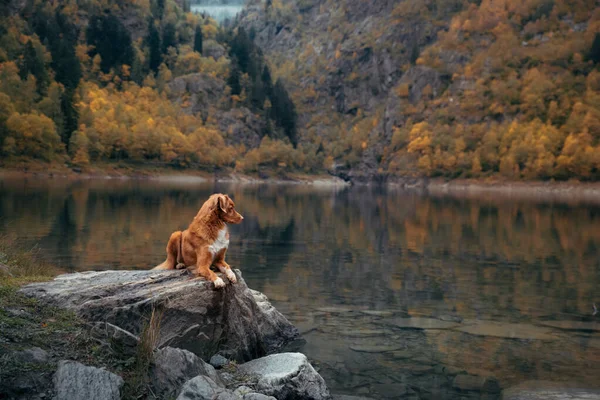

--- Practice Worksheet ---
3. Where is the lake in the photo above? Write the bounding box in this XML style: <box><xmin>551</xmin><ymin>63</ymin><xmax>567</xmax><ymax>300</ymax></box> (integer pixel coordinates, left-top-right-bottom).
<box><xmin>1</xmin><ymin>176</ymin><xmax>599</xmax><ymax>399</ymax></box>
<box><xmin>191</xmin><ymin>5</ymin><xmax>244</xmax><ymax>23</ymax></box>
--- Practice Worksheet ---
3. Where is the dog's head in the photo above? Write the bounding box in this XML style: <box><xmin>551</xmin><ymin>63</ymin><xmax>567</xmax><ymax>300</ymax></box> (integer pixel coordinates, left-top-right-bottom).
<box><xmin>214</xmin><ymin>194</ymin><xmax>244</xmax><ymax>224</ymax></box>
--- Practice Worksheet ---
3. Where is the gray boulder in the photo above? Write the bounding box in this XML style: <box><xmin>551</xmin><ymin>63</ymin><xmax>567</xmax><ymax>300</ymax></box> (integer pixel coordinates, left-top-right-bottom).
<box><xmin>151</xmin><ymin>346</ymin><xmax>222</xmax><ymax>398</ymax></box>
<box><xmin>53</xmin><ymin>360</ymin><xmax>123</xmax><ymax>400</ymax></box>
<box><xmin>236</xmin><ymin>353</ymin><xmax>331</xmax><ymax>400</ymax></box>
<box><xmin>177</xmin><ymin>376</ymin><xmax>237</xmax><ymax>400</ymax></box>
<box><xmin>89</xmin><ymin>321</ymin><xmax>139</xmax><ymax>355</ymax></box>
<box><xmin>21</xmin><ymin>270</ymin><xmax>299</xmax><ymax>362</ymax></box>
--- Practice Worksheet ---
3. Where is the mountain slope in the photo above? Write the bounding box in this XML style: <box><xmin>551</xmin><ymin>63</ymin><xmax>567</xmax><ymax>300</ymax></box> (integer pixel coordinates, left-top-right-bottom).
<box><xmin>238</xmin><ymin>0</ymin><xmax>600</xmax><ymax>181</ymax></box>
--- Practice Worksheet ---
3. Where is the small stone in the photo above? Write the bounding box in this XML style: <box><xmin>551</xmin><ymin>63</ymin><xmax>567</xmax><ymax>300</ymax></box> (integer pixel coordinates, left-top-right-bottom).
<box><xmin>210</xmin><ymin>354</ymin><xmax>229</xmax><ymax>369</ymax></box>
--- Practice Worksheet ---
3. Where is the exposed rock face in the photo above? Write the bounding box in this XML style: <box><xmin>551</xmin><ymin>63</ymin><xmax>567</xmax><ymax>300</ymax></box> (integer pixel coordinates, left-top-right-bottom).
<box><xmin>237</xmin><ymin>0</ymin><xmax>451</xmax><ymax>179</ymax></box>
<box><xmin>53</xmin><ymin>360</ymin><xmax>123</xmax><ymax>400</ymax></box>
<box><xmin>21</xmin><ymin>270</ymin><xmax>299</xmax><ymax>362</ymax></box>
<box><xmin>168</xmin><ymin>73</ymin><xmax>227</xmax><ymax>119</ymax></box>
<box><xmin>236</xmin><ymin>353</ymin><xmax>331</xmax><ymax>400</ymax></box>
<box><xmin>151</xmin><ymin>347</ymin><xmax>223</xmax><ymax>399</ymax></box>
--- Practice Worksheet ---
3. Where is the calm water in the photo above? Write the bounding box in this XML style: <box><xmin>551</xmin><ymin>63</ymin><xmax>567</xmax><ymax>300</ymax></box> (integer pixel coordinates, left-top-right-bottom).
<box><xmin>1</xmin><ymin>176</ymin><xmax>599</xmax><ymax>399</ymax></box>
<box><xmin>191</xmin><ymin>5</ymin><xmax>244</xmax><ymax>23</ymax></box>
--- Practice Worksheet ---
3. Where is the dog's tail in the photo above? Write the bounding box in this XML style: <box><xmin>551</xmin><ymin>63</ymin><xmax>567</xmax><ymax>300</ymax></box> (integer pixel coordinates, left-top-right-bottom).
<box><xmin>153</xmin><ymin>231</ymin><xmax>183</xmax><ymax>270</ymax></box>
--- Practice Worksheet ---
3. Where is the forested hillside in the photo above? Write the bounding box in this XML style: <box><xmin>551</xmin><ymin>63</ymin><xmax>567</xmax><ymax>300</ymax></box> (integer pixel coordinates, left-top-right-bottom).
<box><xmin>1</xmin><ymin>0</ymin><xmax>600</xmax><ymax>181</ymax></box>
<box><xmin>239</xmin><ymin>0</ymin><xmax>600</xmax><ymax>181</ymax></box>
<box><xmin>0</xmin><ymin>0</ymin><xmax>303</xmax><ymax>174</ymax></box>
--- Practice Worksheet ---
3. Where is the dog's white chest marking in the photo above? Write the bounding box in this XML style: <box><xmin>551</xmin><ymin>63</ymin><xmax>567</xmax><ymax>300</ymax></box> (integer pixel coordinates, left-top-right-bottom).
<box><xmin>209</xmin><ymin>228</ymin><xmax>229</xmax><ymax>257</ymax></box>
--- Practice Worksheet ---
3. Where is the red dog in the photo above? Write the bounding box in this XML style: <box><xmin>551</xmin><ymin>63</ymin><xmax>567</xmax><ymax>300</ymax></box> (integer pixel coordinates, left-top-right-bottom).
<box><xmin>154</xmin><ymin>193</ymin><xmax>243</xmax><ymax>288</ymax></box>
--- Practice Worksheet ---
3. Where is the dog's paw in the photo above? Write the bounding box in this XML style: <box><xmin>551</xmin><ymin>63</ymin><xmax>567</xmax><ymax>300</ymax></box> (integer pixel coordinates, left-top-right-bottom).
<box><xmin>225</xmin><ymin>269</ymin><xmax>237</xmax><ymax>284</ymax></box>
<box><xmin>175</xmin><ymin>263</ymin><xmax>186</xmax><ymax>270</ymax></box>
<box><xmin>213</xmin><ymin>277</ymin><xmax>226</xmax><ymax>289</ymax></box>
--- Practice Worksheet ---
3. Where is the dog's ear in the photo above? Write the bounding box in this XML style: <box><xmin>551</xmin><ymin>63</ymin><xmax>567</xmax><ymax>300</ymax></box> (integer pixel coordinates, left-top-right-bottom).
<box><xmin>217</xmin><ymin>194</ymin><xmax>229</xmax><ymax>213</ymax></box>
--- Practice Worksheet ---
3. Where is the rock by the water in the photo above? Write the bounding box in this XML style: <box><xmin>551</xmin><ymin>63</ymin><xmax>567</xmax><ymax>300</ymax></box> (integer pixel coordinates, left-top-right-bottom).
<box><xmin>151</xmin><ymin>346</ymin><xmax>222</xmax><ymax>399</ymax></box>
<box><xmin>503</xmin><ymin>380</ymin><xmax>600</xmax><ymax>400</ymax></box>
<box><xmin>21</xmin><ymin>270</ymin><xmax>299</xmax><ymax>361</ymax></box>
<box><xmin>349</xmin><ymin>344</ymin><xmax>405</xmax><ymax>353</ymax></box>
<box><xmin>537</xmin><ymin>320</ymin><xmax>600</xmax><ymax>332</ymax></box>
<box><xmin>210</xmin><ymin>354</ymin><xmax>229</xmax><ymax>369</ymax></box>
<box><xmin>177</xmin><ymin>375</ymin><xmax>236</xmax><ymax>400</ymax></box>
<box><xmin>53</xmin><ymin>360</ymin><xmax>123</xmax><ymax>400</ymax></box>
<box><xmin>236</xmin><ymin>353</ymin><xmax>331</xmax><ymax>400</ymax></box>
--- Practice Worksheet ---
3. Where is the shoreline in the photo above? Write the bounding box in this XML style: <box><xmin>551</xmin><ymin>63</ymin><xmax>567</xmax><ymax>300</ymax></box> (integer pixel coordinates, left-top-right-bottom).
<box><xmin>2</xmin><ymin>166</ymin><xmax>600</xmax><ymax>202</ymax></box>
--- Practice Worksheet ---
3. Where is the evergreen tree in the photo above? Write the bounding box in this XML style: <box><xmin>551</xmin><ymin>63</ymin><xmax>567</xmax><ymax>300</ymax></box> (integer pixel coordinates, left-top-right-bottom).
<box><xmin>162</xmin><ymin>23</ymin><xmax>177</xmax><ymax>55</ymax></box>
<box><xmin>87</xmin><ymin>13</ymin><xmax>134</xmax><ymax>74</ymax></box>
<box><xmin>590</xmin><ymin>33</ymin><xmax>600</xmax><ymax>64</ymax></box>
<box><xmin>147</xmin><ymin>20</ymin><xmax>162</xmax><ymax>72</ymax></box>
<box><xmin>193</xmin><ymin>25</ymin><xmax>203</xmax><ymax>54</ymax></box>
<box><xmin>410</xmin><ymin>44</ymin><xmax>420</xmax><ymax>65</ymax></box>
<box><xmin>261</xmin><ymin>65</ymin><xmax>273</xmax><ymax>98</ymax></box>
<box><xmin>227</xmin><ymin>60</ymin><xmax>242</xmax><ymax>95</ymax></box>
<box><xmin>270</xmin><ymin>79</ymin><xmax>298</xmax><ymax>146</ymax></box>
<box><xmin>229</xmin><ymin>28</ymin><xmax>252</xmax><ymax>73</ymax></box>
<box><xmin>60</xmin><ymin>88</ymin><xmax>78</xmax><ymax>150</ymax></box>
<box><xmin>19</xmin><ymin>40</ymin><xmax>49</xmax><ymax>94</ymax></box>
<box><xmin>182</xmin><ymin>0</ymin><xmax>191</xmax><ymax>13</ymax></box>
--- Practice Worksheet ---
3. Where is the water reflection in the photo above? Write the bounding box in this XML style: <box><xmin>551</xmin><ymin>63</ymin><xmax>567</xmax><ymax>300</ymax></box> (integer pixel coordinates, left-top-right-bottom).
<box><xmin>0</xmin><ymin>176</ymin><xmax>599</xmax><ymax>399</ymax></box>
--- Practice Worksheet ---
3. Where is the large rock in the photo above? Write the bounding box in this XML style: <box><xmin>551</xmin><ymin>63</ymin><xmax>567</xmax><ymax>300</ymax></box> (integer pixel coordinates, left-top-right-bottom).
<box><xmin>236</xmin><ymin>353</ymin><xmax>331</xmax><ymax>400</ymax></box>
<box><xmin>151</xmin><ymin>346</ymin><xmax>222</xmax><ymax>399</ymax></box>
<box><xmin>53</xmin><ymin>360</ymin><xmax>123</xmax><ymax>400</ymax></box>
<box><xmin>21</xmin><ymin>270</ymin><xmax>299</xmax><ymax>362</ymax></box>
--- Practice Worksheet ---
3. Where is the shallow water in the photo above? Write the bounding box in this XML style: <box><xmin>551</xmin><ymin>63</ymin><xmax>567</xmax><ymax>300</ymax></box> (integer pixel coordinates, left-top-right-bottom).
<box><xmin>1</xmin><ymin>176</ymin><xmax>599</xmax><ymax>399</ymax></box>
<box><xmin>191</xmin><ymin>5</ymin><xmax>244</xmax><ymax>23</ymax></box>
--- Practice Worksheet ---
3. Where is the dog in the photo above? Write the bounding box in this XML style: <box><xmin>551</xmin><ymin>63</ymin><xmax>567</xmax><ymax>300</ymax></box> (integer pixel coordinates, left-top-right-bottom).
<box><xmin>153</xmin><ymin>193</ymin><xmax>243</xmax><ymax>288</ymax></box>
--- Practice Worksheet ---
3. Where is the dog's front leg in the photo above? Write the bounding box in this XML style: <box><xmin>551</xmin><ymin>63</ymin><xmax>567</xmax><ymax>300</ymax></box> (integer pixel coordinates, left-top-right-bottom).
<box><xmin>194</xmin><ymin>248</ymin><xmax>225</xmax><ymax>289</ymax></box>
<box><xmin>214</xmin><ymin>249</ymin><xmax>237</xmax><ymax>284</ymax></box>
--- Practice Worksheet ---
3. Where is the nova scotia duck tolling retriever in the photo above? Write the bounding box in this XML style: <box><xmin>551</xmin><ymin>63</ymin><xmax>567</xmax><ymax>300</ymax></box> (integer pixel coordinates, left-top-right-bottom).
<box><xmin>153</xmin><ymin>193</ymin><xmax>243</xmax><ymax>288</ymax></box>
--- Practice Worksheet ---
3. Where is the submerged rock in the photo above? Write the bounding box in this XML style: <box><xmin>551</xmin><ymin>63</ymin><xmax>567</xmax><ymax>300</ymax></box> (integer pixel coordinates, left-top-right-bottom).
<box><xmin>53</xmin><ymin>360</ymin><xmax>123</xmax><ymax>400</ymax></box>
<box><xmin>236</xmin><ymin>353</ymin><xmax>331</xmax><ymax>400</ymax></box>
<box><xmin>382</xmin><ymin>317</ymin><xmax>461</xmax><ymax>330</ymax></box>
<box><xmin>454</xmin><ymin>321</ymin><xmax>558</xmax><ymax>340</ymax></box>
<box><xmin>503</xmin><ymin>380</ymin><xmax>600</xmax><ymax>400</ymax></box>
<box><xmin>21</xmin><ymin>270</ymin><xmax>299</xmax><ymax>361</ymax></box>
<box><xmin>151</xmin><ymin>347</ymin><xmax>222</xmax><ymax>399</ymax></box>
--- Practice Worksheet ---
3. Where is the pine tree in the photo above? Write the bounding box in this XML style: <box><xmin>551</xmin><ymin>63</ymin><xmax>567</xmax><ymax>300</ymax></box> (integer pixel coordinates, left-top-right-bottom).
<box><xmin>60</xmin><ymin>88</ymin><xmax>78</xmax><ymax>150</ymax></box>
<box><xmin>193</xmin><ymin>25</ymin><xmax>203</xmax><ymax>54</ymax></box>
<box><xmin>228</xmin><ymin>60</ymin><xmax>242</xmax><ymax>95</ymax></box>
<box><xmin>261</xmin><ymin>65</ymin><xmax>273</xmax><ymax>98</ymax></box>
<box><xmin>87</xmin><ymin>13</ymin><xmax>134</xmax><ymax>74</ymax></box>
<box><xmin>147</xmin><ymin>20</ymin><xmax>162</xmax><ymax>72</ymax></box>
<box><xmin>270</xmin><ymin>79</ymin><xmax>298</xmax><ymax>147</ymax></box>
<box><xmin>19</xmin><ymin>40</ymin><xmax>49</xmax><ymax>94</ymax></box>
<box><xmin>590</xmin><ymin>33</ymin><xmax>600</xmax><ymax>64</ymax></box>
<box><xmin>162</xmin><ymin>23</ymin><xmax>177</xmax><ymax>55</ymax></box>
